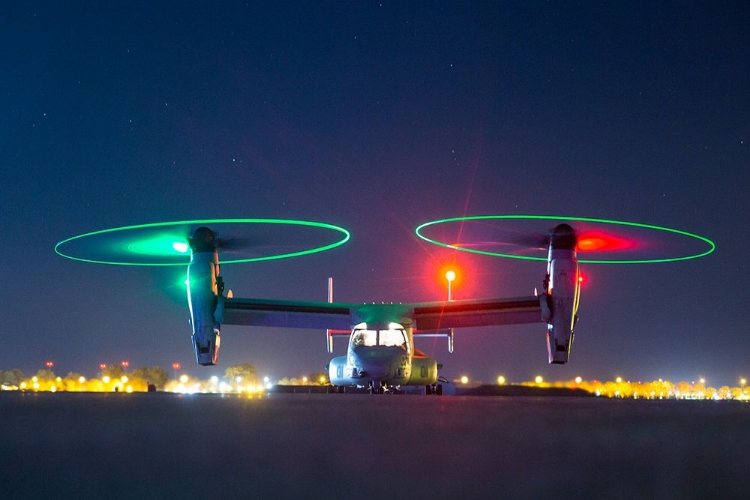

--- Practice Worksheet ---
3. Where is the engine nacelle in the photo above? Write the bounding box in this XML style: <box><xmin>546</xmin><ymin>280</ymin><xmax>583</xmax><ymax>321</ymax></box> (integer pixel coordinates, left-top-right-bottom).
<box><xmin>406</xmin><ymin>354</ymin><xmax>438</xmax><ymax>385</ymax></box>
<box><xmin>328</xmin><ymin>355</ymin><xmax>353</xmax><ymax>386</ymax></box>
<box><xmin>187</xmin><ymin>244</ymin><xmax>221</xmax><ymax>366</ymax></box>
<box><xmin>544</xmin><ymin>224</ymin><xmax>581</xmax><ymax>364</ymax></box>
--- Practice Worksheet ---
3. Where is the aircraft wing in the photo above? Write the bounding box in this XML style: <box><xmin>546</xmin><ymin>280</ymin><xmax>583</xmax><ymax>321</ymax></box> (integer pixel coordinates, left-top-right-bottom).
<box><xmin>221</xmin><ymin>297</ymin><xmax>354</xmax><ymax>330</ymax></box>
<box><xmin>412</xmin><ymin>296</ymin><xmax>542</xmax><ymax>330</ymax></box>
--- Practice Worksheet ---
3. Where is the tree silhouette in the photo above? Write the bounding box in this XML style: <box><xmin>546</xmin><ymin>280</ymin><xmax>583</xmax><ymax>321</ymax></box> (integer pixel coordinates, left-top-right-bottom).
<box><xmin>224</xmin><ymin>363</ymin><xmax>258</xmax><ymax>386</ymax></box>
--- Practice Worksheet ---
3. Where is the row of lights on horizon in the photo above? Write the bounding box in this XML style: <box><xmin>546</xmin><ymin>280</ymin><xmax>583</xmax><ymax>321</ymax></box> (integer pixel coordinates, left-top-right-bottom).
<box><xmin>38</xmin><ymin>359</ymin><xmax>750</xmax><ymax>389</ymax></box>
<box><xmin>455</xmin><ymin>375</ymin><xmax>749</xmax><ymax>388</ymax></box>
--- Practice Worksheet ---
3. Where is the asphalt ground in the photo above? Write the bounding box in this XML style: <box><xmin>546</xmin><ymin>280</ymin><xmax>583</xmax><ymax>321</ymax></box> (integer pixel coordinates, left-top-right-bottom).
<box><xmin>2</xmin><ymin>392</ymin><xmax>749</xmax><ymax>499</ymax></box>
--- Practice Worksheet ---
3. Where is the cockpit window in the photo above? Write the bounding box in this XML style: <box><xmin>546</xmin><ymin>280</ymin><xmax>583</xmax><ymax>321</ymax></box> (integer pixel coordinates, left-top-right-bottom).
<box><xmin>379</xmin><ymin>329</ymin><xmax>406</xmax><ymax>347</ymax></box>
<box><xmin>351</xmin><ymin>329</ymin><xmax>377</xmax><ymax>347</ymax></box>
<box><xmin>351</xmin><ymin>324</ymin><xmax>409</xmax><ymax>351</ymax></box>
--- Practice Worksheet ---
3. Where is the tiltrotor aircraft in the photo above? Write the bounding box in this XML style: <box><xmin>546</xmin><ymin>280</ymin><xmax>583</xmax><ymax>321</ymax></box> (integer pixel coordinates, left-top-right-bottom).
<box><xmin>187</xmin><ymin>224</ymin><xmax>580</xmax><ymax>394</ymax></box>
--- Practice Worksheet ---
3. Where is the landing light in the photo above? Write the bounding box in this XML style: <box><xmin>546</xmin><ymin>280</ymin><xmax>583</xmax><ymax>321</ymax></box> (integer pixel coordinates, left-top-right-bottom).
<box><xmin>173</xmin><ymin>242</ymin><xmax>189</xmax><ymax>253</ymax></box>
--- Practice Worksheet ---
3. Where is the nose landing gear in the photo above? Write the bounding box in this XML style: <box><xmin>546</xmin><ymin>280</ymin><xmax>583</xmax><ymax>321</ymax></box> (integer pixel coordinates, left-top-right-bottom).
<box><xmin>368</xmin><ymin>380</ymin><xmax>385</xmax><ymax>394</ymax></box>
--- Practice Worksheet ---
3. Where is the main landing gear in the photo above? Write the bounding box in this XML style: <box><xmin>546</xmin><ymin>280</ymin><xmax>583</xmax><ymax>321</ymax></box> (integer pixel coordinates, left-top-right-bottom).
<box><xmin>425</xmin><ymin>384</ymin><xmax>443</xmax><ymax>395</ymax></box>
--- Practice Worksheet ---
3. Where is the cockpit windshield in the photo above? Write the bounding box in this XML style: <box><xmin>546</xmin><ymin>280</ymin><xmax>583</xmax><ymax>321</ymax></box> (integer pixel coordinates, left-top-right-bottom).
<box><xmin>350</xmin><ymin>323</ymin><xmax>409</xmax><ymax>351</ymax></box>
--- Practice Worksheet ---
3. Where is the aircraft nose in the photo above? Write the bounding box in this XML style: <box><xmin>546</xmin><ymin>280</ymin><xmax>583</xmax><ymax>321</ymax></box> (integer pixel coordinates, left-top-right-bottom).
<box><xmin>357</xmin><ymin>360</ymin><xmax>390</xmax><ymax>379</ymax></box>
<box><xmin>352</xmin><ymin>349</ymin><xmax>399</xmax><ymax>379</ymax></box>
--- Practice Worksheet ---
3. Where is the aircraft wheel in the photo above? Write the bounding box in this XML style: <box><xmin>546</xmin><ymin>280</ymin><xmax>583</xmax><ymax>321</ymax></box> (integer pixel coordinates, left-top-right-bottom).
<box><xmin>436</xmin><ymin>384</ymin><xmax>443</xmax><ymax>396</ymax></box>
<box><xmin>425</xmin><ymin>384</ymin><xmax>433</xmax><ymax>395</ymax></box>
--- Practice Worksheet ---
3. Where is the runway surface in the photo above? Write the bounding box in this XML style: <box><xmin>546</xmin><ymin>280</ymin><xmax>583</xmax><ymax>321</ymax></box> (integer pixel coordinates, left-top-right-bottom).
<box><xmin>2</xmin><ymin>392</ymin><xmax>749</xmax><ymax>499</ymax></box>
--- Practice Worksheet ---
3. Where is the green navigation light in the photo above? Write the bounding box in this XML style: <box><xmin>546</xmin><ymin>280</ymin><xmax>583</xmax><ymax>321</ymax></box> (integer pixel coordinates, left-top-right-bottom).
<box><xmin>172</xmin><ymin>242</ymin><xmax>189</xmax><ymax>253</ymax></box>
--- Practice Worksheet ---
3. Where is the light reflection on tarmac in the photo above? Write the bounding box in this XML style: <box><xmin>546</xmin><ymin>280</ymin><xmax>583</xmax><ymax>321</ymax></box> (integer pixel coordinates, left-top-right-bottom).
<box><xmin>2</xmin><ymin>393</ymin><xmax>749</xmax><ymax>499</ymax></box>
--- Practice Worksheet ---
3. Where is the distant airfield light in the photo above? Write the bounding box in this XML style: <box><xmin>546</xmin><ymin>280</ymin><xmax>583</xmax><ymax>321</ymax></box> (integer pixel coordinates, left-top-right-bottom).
<box><xmin>616</xmin><ymin>377</ymin><xmax>623</xmax><ymax>383</ymax></box>
<box><xmin>575</xmin><ymin>376</ymin><xmax>582</xmax><ymax>384</ymax></box>
<box><xmin>699</xmin><ymin>377</ymin><xmax>706</xmax><ymax>385</ymax></box>
<box><xmin>78</xmin><ymin>376</ymin><xmax>86</xmax><ymax>384</ymax></box>
<box><xmin>172</xmin><ymin>241</ymin><xmax>189</xmax><ymax>253</ymax></box>
<box><xmin>460</xmin><ymin>376</ymin><xmax>469</xmax><ymax>384</ymax></box>
<box><xmin>497</xmin><ymin>376</ymin><xmax>506</xmax><ymax>385</ymax></box>
<box><xmin>99</xmin><ymin>363</ymin><xmax>107</xmax><ymax>371</ymax></box>
<box><xmin>102</xmin><ymin>376</ymin><xmax>110</xmax><ymax>384</ymax></box>
<box><xmin>121</xmin><ymin>376</ymin><xmax>128</xmax><ymax>383</ymax></box>
<box><xmin>210</xmin><ymin>376</ymin><xmax>219</xmax><ymax>384</ymax></box>
<box><xmin>45</xmin><ymin>361</ymin><xmax>54</xmax><ymax>369</ymax></box>
<box><xmin>535</xmin><ymin>376</ymin><xmax>543</xmax><ymax>384</ymax></box>
<box><xmin>180</xmin><ymin>374</ymin><xmax>189</xmax><ymax>384</ymax></box>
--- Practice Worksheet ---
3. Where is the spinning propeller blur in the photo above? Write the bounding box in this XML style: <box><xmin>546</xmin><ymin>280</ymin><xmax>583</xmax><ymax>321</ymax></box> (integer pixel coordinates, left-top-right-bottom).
<box><xmin>55</xmin><ymin>219</ymin><xmax>350</xmax><ymax>266</ymax></box>
<box><xmin>416</xmin><ymin>215</ymin><xmax>714</xmax><ymax>264</ymax></box>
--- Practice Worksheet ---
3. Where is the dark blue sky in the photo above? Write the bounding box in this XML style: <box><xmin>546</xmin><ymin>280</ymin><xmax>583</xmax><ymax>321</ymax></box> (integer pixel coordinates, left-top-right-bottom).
<box><xmin>3</xmin><ymin>2</ymin><xmax>748</xmax><ymax>385</ymax></box>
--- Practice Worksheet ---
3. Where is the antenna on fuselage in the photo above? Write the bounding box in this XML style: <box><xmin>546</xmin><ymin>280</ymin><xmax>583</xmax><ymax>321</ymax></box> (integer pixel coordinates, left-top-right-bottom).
<box><xmin>326</xmin><ymin>277</ymin><xmax>334</xmax><ymax>353</ymax></box>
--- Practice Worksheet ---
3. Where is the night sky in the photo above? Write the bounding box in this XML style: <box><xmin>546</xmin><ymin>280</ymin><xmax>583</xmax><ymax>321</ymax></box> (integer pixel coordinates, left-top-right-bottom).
<box><xmin>3</xmin><ymin>2</ymin><xmax>748</xmax><ymax>386</ymax></box>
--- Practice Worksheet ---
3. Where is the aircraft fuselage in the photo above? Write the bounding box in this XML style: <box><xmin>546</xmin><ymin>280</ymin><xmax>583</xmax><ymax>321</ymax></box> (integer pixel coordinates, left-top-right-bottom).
<box><xmin>328</xmin><ymin>322</ymin><xmax>439</xmax><ymax>392</ymax></box>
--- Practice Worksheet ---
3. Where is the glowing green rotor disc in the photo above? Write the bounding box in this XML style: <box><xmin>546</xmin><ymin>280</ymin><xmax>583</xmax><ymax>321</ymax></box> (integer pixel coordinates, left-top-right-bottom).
<box><xmin>55</xmin><ymin>219</ymin><xmax>351</xmax><ymax>266</ymax></box>
<box><xmin>415</xmin><ymin>215</ymin><xmax>715</xmax><ymax>264</ymax></box>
